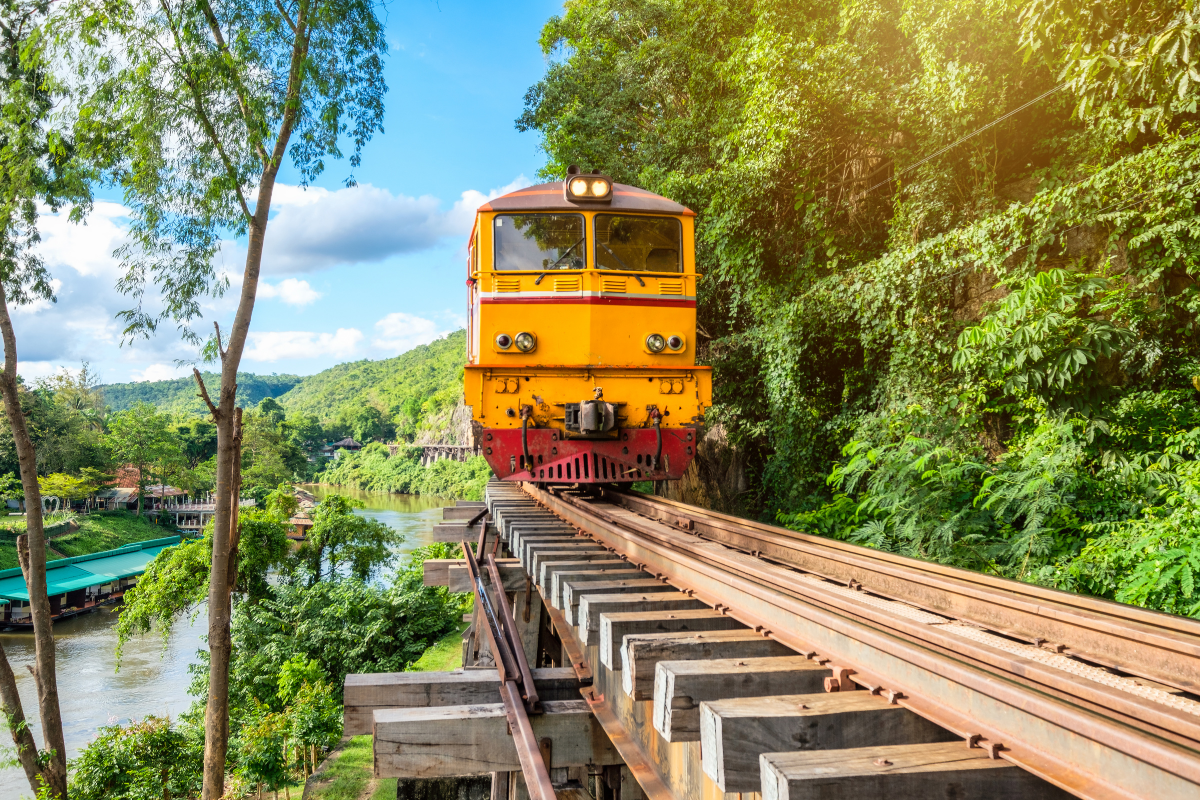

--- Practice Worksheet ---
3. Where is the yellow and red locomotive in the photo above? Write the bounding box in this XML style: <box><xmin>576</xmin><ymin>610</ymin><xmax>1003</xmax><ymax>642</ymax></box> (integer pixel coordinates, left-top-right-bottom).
<box><xmin>464</xmin><ymin>168</ymin><xmax>711</xmax><ymax>484</ymax></box>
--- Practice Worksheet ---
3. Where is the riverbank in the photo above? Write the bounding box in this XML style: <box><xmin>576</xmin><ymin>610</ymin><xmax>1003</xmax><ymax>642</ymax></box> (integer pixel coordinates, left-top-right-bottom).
<box><xmin>0</xmin><ymin>511</ymin><xmax>172</xmax><ymax>569</ymax></box>
<box><xmin>317</xmin><ymin>445</ymin><xmax>491</xmax><ymax>500</ymax></box>
<box><xmin>0</xmin><ymin>601</ymin><xmax>206</xmax><ymax>800</ymax></box>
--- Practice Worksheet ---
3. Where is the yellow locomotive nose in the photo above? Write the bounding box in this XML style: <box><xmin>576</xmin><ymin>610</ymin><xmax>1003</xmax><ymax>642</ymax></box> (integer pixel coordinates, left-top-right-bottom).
<box><xmin>462</xmin><ymin>172</ymin><xmax>711</xmax><ymax>484</ymax></box>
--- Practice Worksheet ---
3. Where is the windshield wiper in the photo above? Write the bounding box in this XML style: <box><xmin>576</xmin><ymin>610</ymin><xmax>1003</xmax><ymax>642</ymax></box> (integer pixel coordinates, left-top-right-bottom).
<box><xmin>548</xmin><ymin>237</ymin><xmax>585</xmax><ymax>269</ymax></box>
<box><xmin>598</xmin><ymin>242</ymin><xmax>644</xmax><ymax>284</ymax></box>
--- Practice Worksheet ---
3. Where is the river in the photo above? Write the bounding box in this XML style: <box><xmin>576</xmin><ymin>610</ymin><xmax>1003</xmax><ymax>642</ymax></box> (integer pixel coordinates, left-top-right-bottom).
<box><xmin>0</xmin><ymin>489</ymin><xmax>453</xmax><ymax>800</ymax></box>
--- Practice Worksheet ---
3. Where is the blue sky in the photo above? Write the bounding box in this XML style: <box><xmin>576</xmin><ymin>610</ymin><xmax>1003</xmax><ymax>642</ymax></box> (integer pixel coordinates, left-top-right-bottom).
<box><xmin>18</xmin><ymin>0</ymin><xmax>563</xmax><ymax>384</ymax></box>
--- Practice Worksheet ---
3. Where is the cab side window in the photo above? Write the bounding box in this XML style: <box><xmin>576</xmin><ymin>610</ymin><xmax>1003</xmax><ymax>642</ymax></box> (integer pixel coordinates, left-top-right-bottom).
<box><xmin>493</xmin><ymin>214</ymin><xmax>586</xmax><ymax>270</ymax></box>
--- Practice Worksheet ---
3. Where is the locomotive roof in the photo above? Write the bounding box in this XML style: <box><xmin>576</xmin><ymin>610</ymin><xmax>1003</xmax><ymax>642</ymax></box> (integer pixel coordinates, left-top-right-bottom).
<box><xmin>478</xmin><ymin>181</ymin><xmax>695</xmax><ymax>216</ymax></box>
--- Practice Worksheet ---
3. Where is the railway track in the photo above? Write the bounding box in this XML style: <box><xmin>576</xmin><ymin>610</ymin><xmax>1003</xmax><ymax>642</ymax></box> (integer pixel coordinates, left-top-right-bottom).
<box><xmin>357</xmin><ymin>481</ymin><xmax>1200</xmax><ymax>800</ymax></box>
<box><xmin>491</xmin><ymin>480</ymin><xmax>1200</xmax><ymax>800</ymax></box>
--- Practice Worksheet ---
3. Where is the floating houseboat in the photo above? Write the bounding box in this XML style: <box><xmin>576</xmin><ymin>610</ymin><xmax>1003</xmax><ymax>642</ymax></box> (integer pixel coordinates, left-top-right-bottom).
<box><xmin>0</xmin><ymin>536</ymin><xmax>182</xmax><ymax>627</ymax></box>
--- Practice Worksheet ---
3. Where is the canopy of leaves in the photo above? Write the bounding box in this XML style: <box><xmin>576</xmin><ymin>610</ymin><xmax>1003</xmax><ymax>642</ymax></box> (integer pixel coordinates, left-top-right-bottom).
<box><xmin>521</xmin><ymin>0</ymin><xmax>1200</xmax><ymax>615</ymax></box>
<box><xmin>61</xmin><ymin>0</ymin><xmax>388</xmax><ymax>341</ymax></box>
<box><xmin>69</xmin><ymin>715</ymin><xmax>203</xmax><ymax>800</ymax></box>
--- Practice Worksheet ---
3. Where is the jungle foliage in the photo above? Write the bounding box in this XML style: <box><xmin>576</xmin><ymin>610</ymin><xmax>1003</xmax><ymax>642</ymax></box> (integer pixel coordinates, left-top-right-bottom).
<box><xmin>320</xmin><ymin>444</ymin><xmax>492</xmax><ymax>500</ymax></box>
<box><xmin>520</xmin><ymin>0</ymin><xmax>1200</xmax><ymax>614</ymax></box>
<box><xmin>85</xmin><ymin>492</ymin><xmax>467</xmax><ymax>800</ymax></box>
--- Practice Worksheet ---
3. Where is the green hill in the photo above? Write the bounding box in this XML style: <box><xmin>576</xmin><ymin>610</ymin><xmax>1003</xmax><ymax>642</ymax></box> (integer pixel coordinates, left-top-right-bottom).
<box><xmin>275</xmin><ymin>330</ymin><xmax>467</xmax><ymax>440</ymax></box>
<box><xmin>101</xmin><ymin>372</ymin><xmax>303</xmax><ymax>414</ymax></box>
<box><xmin>100</xmin><ymin>331</ymin><xmax>468</xmax><ymax>442</ymax></box>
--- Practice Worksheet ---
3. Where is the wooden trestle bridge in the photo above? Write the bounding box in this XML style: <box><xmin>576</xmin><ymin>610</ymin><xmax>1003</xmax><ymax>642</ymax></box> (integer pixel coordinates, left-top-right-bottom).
<box><xmin>344</xmin><ymin>481</ymin><xmax>1200</xmax><ymax>800</ymax></box>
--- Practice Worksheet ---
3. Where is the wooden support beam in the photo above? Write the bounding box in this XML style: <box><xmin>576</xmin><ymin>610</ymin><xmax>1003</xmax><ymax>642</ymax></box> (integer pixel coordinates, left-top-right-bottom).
<box><xmin>539</xmin><ymin>559</ymin><xmax>629</xmax><ymax>595</ymax></box>
<box><xmin>577</xmin><ymin>593</ymin><xmax>708</xmax><ymax>644</ymax></box>
<box><xmin>620</xmin><ymin>630</ymin><xmax>794</xmax><ymax>700</ymax></box>
<box><xmin>759</xmin><ymin>742</ymin><xmax>1074</xmax><ymax>800</ymax></box>
<box><xmin>344</xmin><ymin>668</ymin><xmax>580</xmax><ymax>735</ymax></box>
<box><xmin>423</xmin><ymin>558</ymin><xmax>522</xmax><ymax>591</ymax></box>
<box><xmin>447</xmin><ymin>562</ymin><xmax>526</xmax><ymax>593</ymax></box>
<box><xmin>456</xmin><ymin>500</ymin><xmax>487</xmax><ymax>507</ymax></box>
<box><xmin>443</xmin><ymin>507</ymin><xmax>486</xmax><ymax>520</ymax></box>
<box><xmin>562</xmin><ymin>579</ymin><xmax>676</xmax><ymax>626</ymax></box>
<box><xmin>432</xmin><ymin>522</ymin><xmax>486</xmax><ymax>543</ymax></box>
<box><xmin>374</xmin><ymin>699</ymin><xmax>622</xmax><ymax>777</ymax></box>
<box><xmin>599</xmin><ymin>609</ymin><xmax>747</xmax><ymax>670</ymax></box>
<box><xmin>549</xmin><ymin>569</ymin><xmax>646</xmax><ymax>610</ymax></box>
<box><xmin>701</xmin><ymin>692</ymin><xmax>958</xmax><ymax>792</ymax></box>
<box><xmin>495</xmin><ymin>512</ymin><xmax>563</xmax><ymax>532</ymax></box>
<box><xmin>652</xmin><ymin>656</ymin><xmax>830</xmax><ymax>742</ymax></box>
<box><xmin>510</xmin><ymin>527</ymin><xmax>579</xmax><ymax>551</ymax></box>
<box><xmin>533</xmin><ymin>550</ymin><xmax>617</xmax><ymax>585</ymax></box>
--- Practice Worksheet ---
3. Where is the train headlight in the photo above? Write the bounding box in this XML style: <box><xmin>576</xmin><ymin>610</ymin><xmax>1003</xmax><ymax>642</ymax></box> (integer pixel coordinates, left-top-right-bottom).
<box><xmin>667</xmin><ymin>335</ymin><xmax>684</xmax><ymax>351</ymax></box>
<box><xmin>563</xmin><ymin>167</ymin><xmax>613</xmax><ymax>202</ymax></box>
<box><xmin>514</xmin><ymin>332</ymin><xmax>537</xmax><ymax>352</ymax></box>
<box><xmin>646</xmin><ymin>333</ymin><xmax>667</xmax><ymax>353</ymax></box>
<box><xmin>495</xmin><ymin>333</ymin><xmax>513</xmax><ymax>350</ymax></box>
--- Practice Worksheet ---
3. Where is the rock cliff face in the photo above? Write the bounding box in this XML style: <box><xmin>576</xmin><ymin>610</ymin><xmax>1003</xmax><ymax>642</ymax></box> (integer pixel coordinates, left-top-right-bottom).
<box><xmin>657</xmin><ymin>424</ymin><xmax>747</xmax><ymax>514</ymax></box>
<box><xmin>414</xmin><ymin>401</ymin><xmax>476</xmax><ymax>448</ymax></box>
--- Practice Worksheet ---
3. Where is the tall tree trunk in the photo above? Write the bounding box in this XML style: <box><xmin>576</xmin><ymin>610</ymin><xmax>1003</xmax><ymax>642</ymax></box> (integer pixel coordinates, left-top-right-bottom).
<box><xmin>0</xmin><ymin>634</ymin><xmax>50</xmax><ymax>791</ymax></box>
<box><xmin>200</xmin><ymin>174</ymin><xmax>275</xmax><ymax>800</ymax></box>
<box><xmin>0</xmin><ymin>287</ymin><xmax>68</xmax><ymax>798</ymax></box>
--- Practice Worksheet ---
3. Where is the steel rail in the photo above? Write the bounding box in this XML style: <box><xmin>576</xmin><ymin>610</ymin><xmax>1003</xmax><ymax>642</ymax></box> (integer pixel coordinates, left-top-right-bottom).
<box><xmin>488</xmin><ymin>553</ymin><xmax>542</xmax><ymax>712</ymax></box>
<box><xmin>573</xmin><ymin>497</ymin><xmax>1200</xmax><ymax>746</ymax></box>
<box><xmin>462</xmin><ymin>538</ymin><xmax>557</xmax><ymax>800</ymax></box>
<box><xmin>602</xmin><ymin>488</ymin><xmax>1200</xmax><ymax>692</ymax></box>
<box><xmin>525</xmin><ymin>483</ymin><xmax>1200</xmax><ymax>800</ymax></box>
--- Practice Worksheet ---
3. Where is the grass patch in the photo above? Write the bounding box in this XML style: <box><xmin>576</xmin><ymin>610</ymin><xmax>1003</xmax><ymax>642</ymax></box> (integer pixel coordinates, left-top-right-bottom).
<box><xmin>408</xmin><ymin>621</ymin><xmax>467</xmax><ymax>672</ymax></box>
<box><xmin>371</xmin><ymin>778</ymin><xmax>398</xmax><ymax>800</ymax></box>
<box><xmin>307</xmin><ymin>735</ymin><xmax>375</xmax><ymax>800</ymax></box>
<box><xmin>53</xmin><ymin>511</ymin><xmax>174</xmax><ymax>558</ymax></box>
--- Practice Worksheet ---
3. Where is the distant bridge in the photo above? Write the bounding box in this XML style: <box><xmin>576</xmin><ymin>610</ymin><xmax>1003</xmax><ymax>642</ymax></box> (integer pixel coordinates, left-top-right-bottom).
<box><xmin>387</xmin><ymin>443</ymin><xmax>480</xmax><ymax>466</ymax></box>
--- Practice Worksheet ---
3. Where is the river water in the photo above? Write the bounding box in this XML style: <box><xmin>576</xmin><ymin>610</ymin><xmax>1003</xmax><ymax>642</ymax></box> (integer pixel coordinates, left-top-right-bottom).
<box><xmin>0</xmin><ymin>488</ymin><xmax>453</xmax><ymax>800</ymax></box>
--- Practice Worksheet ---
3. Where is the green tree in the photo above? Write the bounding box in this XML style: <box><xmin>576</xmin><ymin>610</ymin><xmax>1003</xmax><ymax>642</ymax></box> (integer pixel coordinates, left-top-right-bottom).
<box><xmin>106</xmin><ymin>402</ymin><xmax>178</xmax><ymax>515</ymax></box>
<box><xmin>0</xmin><ymin>0</ymin><xmax>93</xmax><ymax>792</ymax></box>
<box><xmin>234</xmin><ymin>708</ymin><xmax>290</xmax><ymax>796</ymax></box>
<box><xmin>242</xmin><ymin>406</ymin><xmax>305</xmax><ymax>494</ymax></box>
<box><xmin>176</xmin><ymin>418</ymin><xmax>219</xmax><ymax>469</ymax></box>
<box><xmin>298</xmin><ymin>494</ymin><xmax>398</xmax><ymax>583</ymax></box>
<box><xmin>37</xmin><ymin>472</ymin><xmax>97</xmax><ymax>511</ymax></box>
<box><xmin>116</xmin><ymin>508</ymin><xmax>291</xmax><ymax>659</ymax></box>
<box><xmin>69</xmin><ymin>716</ymin><xmax>203</xmax><ymax>800</ymax></box>
<box><xmin>63</xmin><ymin>0</ymin><xmax>388</xmax><ymax>790</ymax></box>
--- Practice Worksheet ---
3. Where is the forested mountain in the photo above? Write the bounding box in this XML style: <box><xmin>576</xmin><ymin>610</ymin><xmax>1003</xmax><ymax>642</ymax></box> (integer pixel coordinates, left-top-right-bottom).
<box><xmin>102</xmin><ymin>373</ymin><xmax>303</xmax><ymax>415</ymax></box>
<box><xmin>99</xmin><ymin>331</ymin><xmax>467</xmax><ymax>443</ymax></box>
<box><xmin>519</xmin><ymin>0</ymin><xmax>1200</xmax><ymax>614</ymax></box>
<box><xmin>275</xmin><ymin>330</ymin><xmax>467</xmax><ymax>442</ymax></box>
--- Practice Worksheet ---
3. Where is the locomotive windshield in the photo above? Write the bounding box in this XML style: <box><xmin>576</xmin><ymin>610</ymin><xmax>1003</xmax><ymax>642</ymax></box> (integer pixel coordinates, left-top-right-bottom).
<box><xmin>594</xmin><ymin>215</ymin><xmax>682</xmax><ymax>273</ymax></box>
<box><xmin>493</xmin><ymin>213</ymin><xmax>585</xmax><ymax>271</ymax></box>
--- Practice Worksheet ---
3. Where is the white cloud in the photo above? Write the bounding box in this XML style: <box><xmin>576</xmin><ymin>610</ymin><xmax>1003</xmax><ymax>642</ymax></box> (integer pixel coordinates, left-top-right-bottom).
<box><xmin>372</xmin><ymin>312</ymin><xmax>443</xmax><ymax>355</ymax></box>
<box><xmin>270</xmin><ymin>184</ymin><xmax>330</xmax><ymax>208</ymax></box>
<box><xmin>249</xmin><ymin>176</ymin><xmax>533</xmax><ymax>274</ymax></box>
<box><xmin>446</xmin><ymin>176</ymin><xmax>534</xmax><ymax>236</ymax></box>
<box><xmin>17</xmin><ymin>361</ymin><xmax>62</xmax><ymax>381</ymax></box>
<box><xmin>131</xmin><ymin>363</ymin><xmax>190</xmax><ymax>382</ymax></box>
<box><xmin>243</xmin><ymin>328</ymin><xmax>364</xmax><ymax>362</ymax></box>
<box><xmin>37</xmin><ymin>201</ymin><xmax>129</xmax><ymax>278</ymax></box>
<box><xmin>258</xmin><ymin>278</ymin><xmax>322</xmax><ymax>307</ymax></box>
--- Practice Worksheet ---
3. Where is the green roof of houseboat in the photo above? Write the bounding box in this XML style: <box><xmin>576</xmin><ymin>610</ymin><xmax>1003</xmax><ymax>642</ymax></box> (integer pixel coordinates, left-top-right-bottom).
<box><xmin>0</xmin><ymin>536</ymin><xmax>181</xmax><ymax>602</ymax></box>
